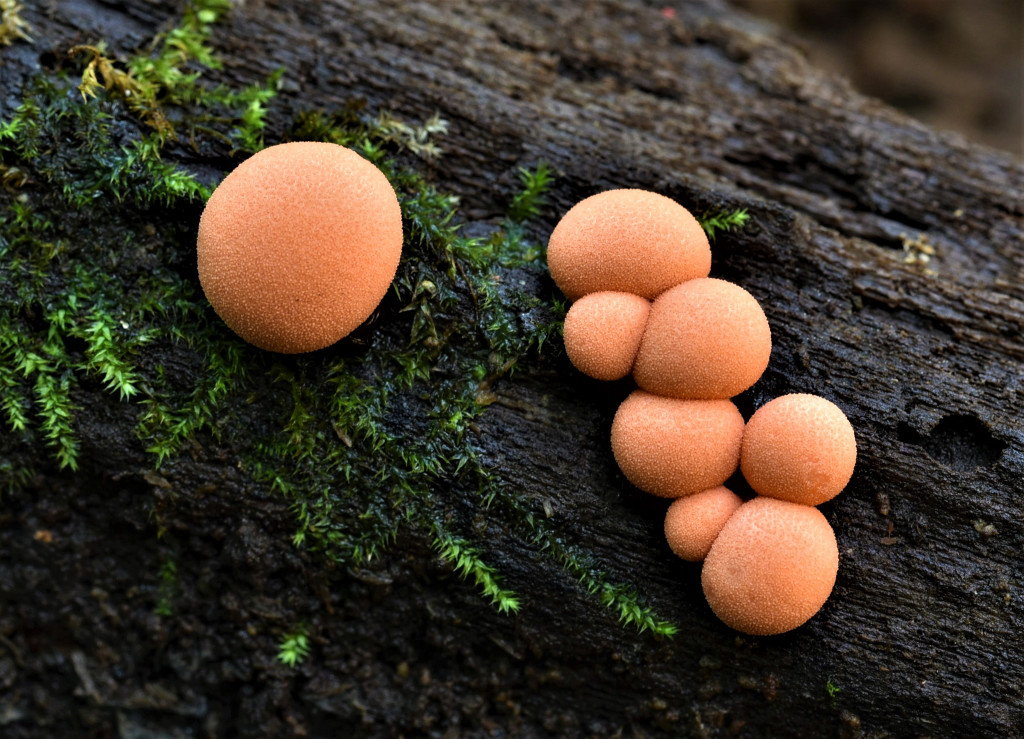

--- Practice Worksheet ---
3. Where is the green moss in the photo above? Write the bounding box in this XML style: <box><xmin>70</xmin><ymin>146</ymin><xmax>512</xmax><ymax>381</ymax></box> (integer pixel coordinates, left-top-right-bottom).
<box><xmin>72</xmin><ymin>0</ymin><xmax>239</xmax><ymax>143</ymax></box>
<box><xmin>826</xmin><ymin>679</ymin><xmax>841</xmax><ymax>707</ymax></box>
<box><xmin>0</xmin><ymin>458</ymin><xmax>32</xmax><ymax>494</ymax></box>
<box><xmin>155</xmin><ymin>558</ymin><xmax>179</xmax><ymax>617</ymax></box>
<box><xmin>507</xmin><ymin>160</ymin><xmax>553</xmax><ymax>222</ymax></box>
<box><xmin>0</xmin><ymin>310</ymin><xmax>79</xmax><ymax>470</ymax></box>
<box><xmin>138</xmin><ymin>333</ymin><xmax>247</xmax><ymax>467</ymax></box>
<box><xmin>278</xmin><ymin>627</ymin><xmax>311</xmax><ymax>667</ymax></box>
<box><xmin>0</xmin><ymin>0</ymin><xmax>31</xmax><ymax>50</ymax></box>
<box><xmin>699</xmin><ymin>208</ymin><xmax>750</xmax><ymax>242</ymax></box>
<box><xmin>0</xmin><ymin>74</ymin><xmax>208</xmax><ymax>471</ymax></box>
<box><xmin>0</xmin><ymin>1</ymin><xmax>272</xmax><ymax>475</ymax></box>
<box><xmin>0</xmin><ymin>75</ymin><xmax>211</xmax><ymax>208</ymax></box>
<box><xmin>433</xmin><ymin>531</ymin><xmax>520</xmax><ymax>614</ymax></box>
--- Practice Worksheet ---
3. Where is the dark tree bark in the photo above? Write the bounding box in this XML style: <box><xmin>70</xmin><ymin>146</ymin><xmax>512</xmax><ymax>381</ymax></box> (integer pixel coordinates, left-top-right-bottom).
<box><xmin>1</xmin><ymin>1</ymin><xmax>1022</xmax><ymax>737</ymax></box>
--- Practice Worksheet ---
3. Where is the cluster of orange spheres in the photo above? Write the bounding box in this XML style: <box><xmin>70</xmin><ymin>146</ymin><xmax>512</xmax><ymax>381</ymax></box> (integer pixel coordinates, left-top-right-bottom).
<box><xmin>549</xmin><ymin>190</ymin><xmax>857</xmax><ymax>636</ymax></box>
<box><xmin>196</xmin><ymin>147</ymin><xmax>856</xmax><ymax>635</ymax></box>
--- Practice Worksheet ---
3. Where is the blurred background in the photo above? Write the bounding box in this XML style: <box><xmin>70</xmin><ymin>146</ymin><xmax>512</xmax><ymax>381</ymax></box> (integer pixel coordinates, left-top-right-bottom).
<box><xmin>731</xmin><ymin>0</ymin><xmax>1022</xmax><ymax>156</ymax></box>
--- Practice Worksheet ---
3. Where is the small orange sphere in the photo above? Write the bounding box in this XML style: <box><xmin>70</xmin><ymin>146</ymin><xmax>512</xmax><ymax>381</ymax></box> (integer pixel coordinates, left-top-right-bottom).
<box><xmin>563</xmin><ymin>292</ymin><xmax>651</xmax><ymax>381</ymax></box>
<box><xmin>702</xmin><ymin>497</ymin><xmax>839</xmax><ymax>635</ymax></box>
<box><xmin>547</xmin><ymin>189</ymin><xmax>711</xmax><ymax>301</ymax></box>
<box><xmin>741</xmin><ymin>394</ymin><xmax>857</xmax><ymax>506</ymax></box>
<box><xmin>664</xmin><ymin>486</ymin><xmax>743</xmax><ymax>562</ymax></box>
<box><xmin>633</xmin><ymin>278</ymin><xmax>772</xmax><ymax>399</ymax></box>
<box><xmin>197</xmin><ymin>142</ymin><xmax>403</xmax><ymax>353</ymax></box>
<box><xmin>611</xmin><ymin>391</ymin><xmax>744</xmax><ymax>498</ymax></box>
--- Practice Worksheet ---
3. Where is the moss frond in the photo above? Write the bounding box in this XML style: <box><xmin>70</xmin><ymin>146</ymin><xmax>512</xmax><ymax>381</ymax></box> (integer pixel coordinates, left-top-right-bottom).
<box><xmin>278</xmin><ymin>629</ymin><xmax>311</xmax><ymax>667</ymax></box>
<box><xmin>71</xmin><ymin>310</ymin><xmax>149</xmax><ymax>400</ymax></box>
<box><xmin>433</xmin><ymin>528</ymin><xmax>521</xmax><ymax>614</ymax></box>
<box><xmin>699</xmin><ymin>207</ymin><xmax>750</xmax><ymax>242</ymax></box>
<box><xmin>0</xmin><ymin>0</ymin><xmax>31</xmax><ymax>49</ymax></box>
<box><xmin>507</xmin><ymin>161</ymin><xmax>553</xmax><ymax>223</ymax></box>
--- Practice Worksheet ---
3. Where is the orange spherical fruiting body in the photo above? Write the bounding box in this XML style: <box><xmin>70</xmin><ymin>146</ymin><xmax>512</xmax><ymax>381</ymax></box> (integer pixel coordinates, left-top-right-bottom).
<box><xmin>740</xmin><ymin>394</ymin><xmax>857</xmax><ymax>506</ymax></box>
<box><xmin>633</xmin><ymin>278</ymin><xmax>772</xmax><ymax>399</ymax></box>
<box><xmin>547</xmin><ymin>189</ymin><xmax>711</xmax><ymax>301</ymax></box>
<box><xmin>702</xmin><ymin>497</ymin><xmax>839</xmax><ymax>635</ymax></box>
<box><xmin>611</xmin><ymin>391</ymin><xmax>744</xmax><ymax>498</ymax></box>
<box><xmin>664</xmin><ymin>486</ymin><xmax>743</xmax><ymax>562</ymax></box>
<box><xmin>563</xmin><ymin>292</ymin><xmax>651</xmax><ymax>381</ymax></box>
<box><xmin>197</xmin><ymin>141</ymin><xmax>403</xmax><ymax>353</ymax></box>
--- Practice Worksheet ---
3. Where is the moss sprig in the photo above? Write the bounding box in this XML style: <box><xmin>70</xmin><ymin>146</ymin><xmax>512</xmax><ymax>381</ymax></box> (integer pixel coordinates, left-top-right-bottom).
<box><xmin>72</xmin><ymin>0</ymin><xmax>236</xmax><ymax>142</ymax></box>
<box><xmin>507</xmin><ymin>161</ymin><xmax>553</xmax><ymax>223</ymax></box>
<box><xmin>699</xmin><ymin>208</ymin><xmax>750</xmax><ymax>242</ymax></box>
<box><xmin>433</xmin><ymin>529</ymin><xmax>521</xmax><ymax>614</ymax></box>
<box><xmin>0</xmin><ymin>325</ymin><xmax>79</xmax><ymax>470</ymax></box>
<box><xmin>278</xmin><ymin>628</ymin><xmax>311</xmax><ymax>667</ymax></box>
<box><xmin>0</xmin><ymin>0</ymin><xmax>31</xmax><ymax>50</ymax></box>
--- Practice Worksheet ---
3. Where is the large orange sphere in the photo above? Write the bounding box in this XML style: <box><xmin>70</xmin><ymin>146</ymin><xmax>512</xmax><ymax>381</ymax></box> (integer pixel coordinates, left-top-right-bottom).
<box><xmin>547</xmin><ymin>189</ymin><xmax>710</xmax><ymax>301</ymax></box>
<box><xmin>702</xmin><ymin>497</ymin><xmax>839</xmax><ymax>635</ymax></box>
<box><xmin>741</xmin><ymin>394</ymin><xmax>857</xmax><ymax>506</ymax></box>
<box><xmin>197</xmin><ymin>142</ymin><xmax>403</xmax><ymax>353</ymax></box>
<box><xmin>633</xmin><ymin>278</ymin><xmax>771</xmax><ymax>399</ymax></box>
<box><xmin>611</xmin><ymin>391</ymin><xmax>745</xmax><ymax>498</ymax></box>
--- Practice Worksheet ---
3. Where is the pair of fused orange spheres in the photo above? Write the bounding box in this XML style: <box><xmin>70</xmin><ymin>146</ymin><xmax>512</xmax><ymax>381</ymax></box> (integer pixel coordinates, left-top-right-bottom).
<box><xmin>549</xmin><ymin>189</ymin><xmax>857</xmax><ymax>636</ymax></box>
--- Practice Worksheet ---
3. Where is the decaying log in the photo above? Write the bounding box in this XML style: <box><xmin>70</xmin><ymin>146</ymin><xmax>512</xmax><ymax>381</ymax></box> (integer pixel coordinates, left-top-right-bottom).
<box><xmin>1</xmin><ymin>1</ymin><xmax>1021</xmax><ymax>736</ymax></box>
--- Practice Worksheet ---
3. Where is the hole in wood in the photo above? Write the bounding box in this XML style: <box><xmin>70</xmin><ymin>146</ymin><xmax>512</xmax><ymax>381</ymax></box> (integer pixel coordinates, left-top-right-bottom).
<box><xmin>898</xmin><ymin>413</ymin><xmax>1006</xmax><ymax>472</ymax></box>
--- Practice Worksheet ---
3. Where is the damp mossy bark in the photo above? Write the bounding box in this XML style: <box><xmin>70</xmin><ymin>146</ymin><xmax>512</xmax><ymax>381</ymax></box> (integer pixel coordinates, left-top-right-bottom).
<box><xmin>4</xmin><ymin>1</ymin><xmax>1023</xmax><ymax>735</ymax></box>
<box><xmin>0</xmin><ymin>1</ymin><xmax>751</xmax><ymax>638</ymax></box>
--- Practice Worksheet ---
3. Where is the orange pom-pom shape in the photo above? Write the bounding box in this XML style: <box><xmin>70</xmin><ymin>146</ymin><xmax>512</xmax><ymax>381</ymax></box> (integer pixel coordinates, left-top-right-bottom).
<box><xmin>741</xmin><ymin>394</ymin><xmax>857</xmax><ymax>506</ymax></box>
<box><xmin>611</xmin><ymin>391</ymin><xmax>744</xmax><ymax>498</ymax></box>
<box><xmin>563</xmin><ymin>292</ymin><xmax>651</xmax><ymax>381</ymax></box>
<box><xmin>197</xmin><ymin>142</ymin><xmax>402</xmax><ymax>353</ymax></box>
<box><xmin>547</xmin><ymin>189</ymin><xmax>710</xmax><ymax>302</ymax></box>
<box><xmin>633</xmin><ymin>278</ymin><xmax>771</xmax><ymax>400</ymax></box>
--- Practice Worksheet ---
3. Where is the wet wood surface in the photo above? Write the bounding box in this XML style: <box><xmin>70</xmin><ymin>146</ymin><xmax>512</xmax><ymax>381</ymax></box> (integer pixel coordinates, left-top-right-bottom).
<box><xmin>1</xmin><ymin>1</ymin><xmax>1021</xmax><ymax>736</ymax></box>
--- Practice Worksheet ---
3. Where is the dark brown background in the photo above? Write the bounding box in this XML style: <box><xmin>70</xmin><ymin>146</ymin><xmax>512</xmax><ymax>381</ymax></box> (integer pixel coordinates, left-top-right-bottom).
<box><xmin>733</xmin><ymin>0</ymin><xmax>1023</xmax><ymax>155</ymax></box>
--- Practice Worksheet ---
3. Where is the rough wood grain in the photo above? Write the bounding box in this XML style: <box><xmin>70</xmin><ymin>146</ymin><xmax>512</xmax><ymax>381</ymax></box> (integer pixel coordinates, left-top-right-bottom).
<box><xmin>1</xmin><ymin>1</ymin><xmax>1022</xmax><ymax>737</ymax></box>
